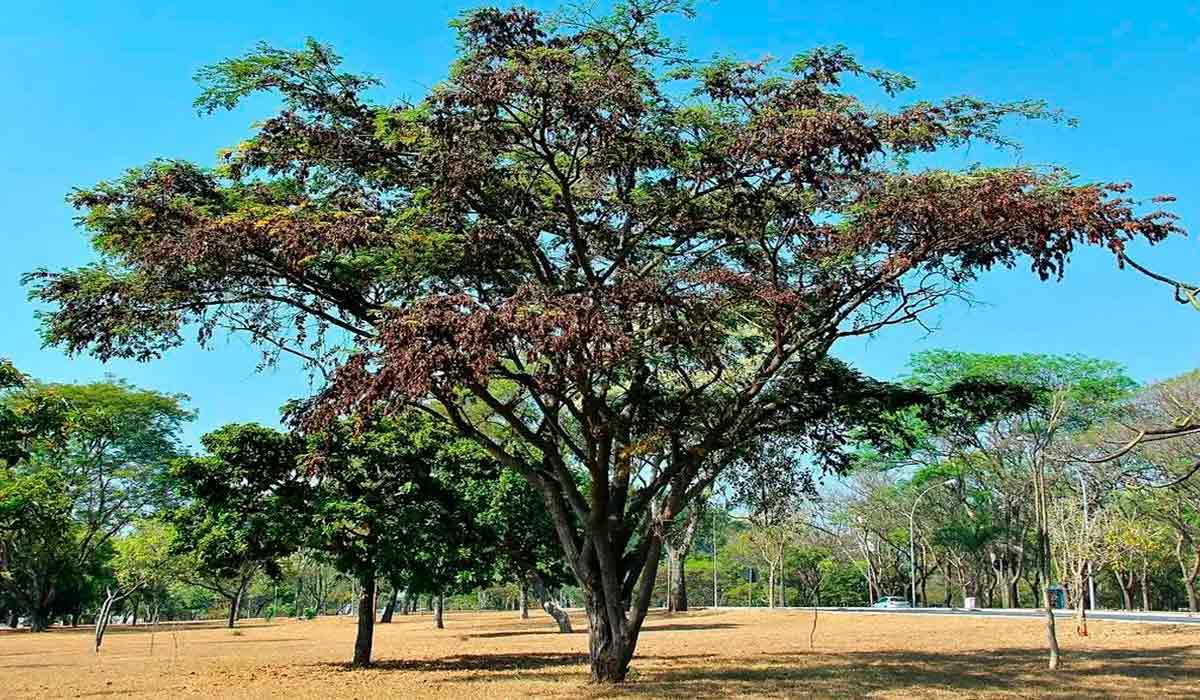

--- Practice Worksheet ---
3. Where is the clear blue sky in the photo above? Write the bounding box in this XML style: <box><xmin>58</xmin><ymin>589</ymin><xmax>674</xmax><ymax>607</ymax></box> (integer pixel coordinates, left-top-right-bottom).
<box><xmin>2</xmin><ymin>1</ymin><xmax>1198</xmax><ymax>445</ymax></box>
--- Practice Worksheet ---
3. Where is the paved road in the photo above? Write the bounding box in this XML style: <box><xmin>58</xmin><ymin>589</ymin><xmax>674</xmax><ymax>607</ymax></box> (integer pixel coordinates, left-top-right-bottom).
<box><xmin>797</xmin><ymin>606</ymin><xmax>1200</xmax><ymax>625</ymax></box>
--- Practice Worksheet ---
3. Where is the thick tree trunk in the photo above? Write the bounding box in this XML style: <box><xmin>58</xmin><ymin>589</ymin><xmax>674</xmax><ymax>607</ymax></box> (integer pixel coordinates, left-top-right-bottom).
<box><xmin>29</xmin><ymin>606</ymin><xmax>50</xmax><ymax>632</ymax></box>
<box><xmin>669</xmin><ymin>552</ymin><xmax>688</xmax><ymax>612</ymax></box>
<box><xmin>353</xmin><ymin>574</ymin><xmax>376</xmax><ymax>667</ymax></box>
<box><xmin>519</xmin><ymin>586</ymin><xmax>529</xmax><ymax>619</ymax></box>
<box><xmin>28</xmin><ymin>582</ymin><xmax>56</xmax><ymax>632</ymax></box>
<box><xmin>665</xmin><ymin>509</ymin><xmax>701</xmax><ymax>613</ymax></box>
<box><xmin>7</xmin><ymin>609</ymin><xmax>18</xmax><ymax>629</ymax></box>
<box><xmin>433</xmin><ymin>593</ymin><xmax>444</xmax><ymax>629</ymax></box>
<box><xmin>1140</xmin><ymin>566</ymin><xmax>1152</xmax><ymax>611</ymax></box>
<box><xmin>1116</xmin><ymin>571</ymin><xmax>1134</xmax><ymax>611</ymax></box>
<box><xmin>380</xmin><ymin>586</ymin><xmax>398</xmax><ymax>624</ymax></box>
<box><xmin>586</xmin><ymin>598</ymin><xmax>635</xmax><ymax>683</ymax></box>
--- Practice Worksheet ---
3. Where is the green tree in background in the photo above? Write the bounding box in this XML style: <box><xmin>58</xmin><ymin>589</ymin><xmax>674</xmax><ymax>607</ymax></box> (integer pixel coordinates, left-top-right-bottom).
<box><xmin>1</xmin><ymin>370</ymin><xmax>190</xmax><ymax>631</ymax></box>
<box><xmin>170</xmin><ymin>424</ymin><xmax>309</xmax><ymax>628</ymax></box>
<box><xmin>305</xmin><ymin>413</ymin><xmax>493</xmax><ymax>666</ymax></box>
<box><xmin>904</xmin><ymin>350</ymin><xmax>1135</xmax><ymax>669</ymax></box>
<box><xmin>94</xmin><ymin>518</ymin><xmax>183</xmax><ymax>651</ymax></box>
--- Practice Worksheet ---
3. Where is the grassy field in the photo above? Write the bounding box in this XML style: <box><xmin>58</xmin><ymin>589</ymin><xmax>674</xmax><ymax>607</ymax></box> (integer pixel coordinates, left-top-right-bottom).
<box><xmin>2</xmin><ymin>608</ymin><xmax>1199</xmax><ymax>698</ymax></box>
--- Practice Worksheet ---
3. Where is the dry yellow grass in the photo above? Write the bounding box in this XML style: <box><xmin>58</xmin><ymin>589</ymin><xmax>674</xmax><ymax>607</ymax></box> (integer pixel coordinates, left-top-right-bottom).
<box><xmin>2</xmin><ymin>608</ymin><xmax>1199</xmax><ymax>698</ymax></box>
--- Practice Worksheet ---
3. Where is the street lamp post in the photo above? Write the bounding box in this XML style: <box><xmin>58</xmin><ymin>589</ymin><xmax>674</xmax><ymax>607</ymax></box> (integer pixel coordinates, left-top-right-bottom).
<box><xmin>1080</xmin><ymin>471</ymin><xmax>1096</xmax><ymax>610</ymax></box>
<box><xmin>910</xmin><ymin>479</ymin><xmax>958</xmax><ymax>608</ymax></box>
<box><xmin>713</xmin><ymin>505</ymin><xmax>718</xmax><ymax>608</ymax></box>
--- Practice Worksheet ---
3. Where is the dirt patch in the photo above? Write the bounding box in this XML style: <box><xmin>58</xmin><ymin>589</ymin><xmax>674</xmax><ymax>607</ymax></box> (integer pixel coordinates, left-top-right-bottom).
<box><xmin>2</xmin><ymin>609</ymin><xmax>1199</xmax><ymax>698</ymax></box>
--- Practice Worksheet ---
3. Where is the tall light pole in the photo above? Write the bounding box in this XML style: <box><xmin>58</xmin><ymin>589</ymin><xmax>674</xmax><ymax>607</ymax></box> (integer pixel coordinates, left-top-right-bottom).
<box><xmin>910</xmin><ymin>479</ymin><xmax>957</xmax><ymax>608</ymax></box>
<box><xmin>713</xmin><ymin>504</ymin><xmax>719</xmax><ymax>608</ymax></box>
<box><xmin>1080</xmin><ymin>471</ymin><xmax>1096</xmax><ymax>609</ymax></box>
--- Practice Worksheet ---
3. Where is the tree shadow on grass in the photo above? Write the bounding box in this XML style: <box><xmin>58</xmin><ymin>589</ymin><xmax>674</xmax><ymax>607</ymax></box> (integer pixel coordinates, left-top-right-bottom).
<box><xmin>309</xmin><ymin>640</ymin><xmax>1200</xmax><ymax>695</ymax></box>
<box><xmin>467</xmin><ymin>629</ymin><xmax>585</xmax><ymax>639</ymax></box>
<box><xmin>316</xmin><ymin>651</ymin><xmax>589</xmax><ymax>674</ymax></box>
<box><xmin>640</xmin><ymin>623</ymin><xmax>739</xmax><ymax>633</ymax></box>
<box><xmin>24</xmin><ymin>620</ymin><xmax>282</xmax><ymax>637</ymax></box>
<box><xmin>211</xmin><ymin>637</ymin><xmax>309</xmax><ymax>644</ymax></box>
<box><xmin>465</xmin><ymin>620</ymin><xmax>737</xmax><ymax>639</ymax></box>
<box><xmin>609</xmin><ymin>646</ymin><xmax>1200</xmax><ymax>698</ymax></box>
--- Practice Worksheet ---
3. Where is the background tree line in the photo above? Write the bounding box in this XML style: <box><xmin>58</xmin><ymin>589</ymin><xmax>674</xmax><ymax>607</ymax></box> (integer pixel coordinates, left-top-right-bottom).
<box><xmin>0</xmin><ymin>359</ymin><xmax>575</xmax><ymax>666</ymax></box>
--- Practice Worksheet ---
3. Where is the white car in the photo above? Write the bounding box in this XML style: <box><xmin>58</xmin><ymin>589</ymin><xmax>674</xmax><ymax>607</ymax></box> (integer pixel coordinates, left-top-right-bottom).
<box><xmin>871</xmin><ymin>596</ymin><xmax>911</xmax><ymax>609</ymax></box>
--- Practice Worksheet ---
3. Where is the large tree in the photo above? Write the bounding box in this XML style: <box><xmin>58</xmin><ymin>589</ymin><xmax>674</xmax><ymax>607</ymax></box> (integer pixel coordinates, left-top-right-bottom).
<box><xmin>25</xmin><ymin>3</ymin><xmax>1183</xmax><ymax>681</ymax></box>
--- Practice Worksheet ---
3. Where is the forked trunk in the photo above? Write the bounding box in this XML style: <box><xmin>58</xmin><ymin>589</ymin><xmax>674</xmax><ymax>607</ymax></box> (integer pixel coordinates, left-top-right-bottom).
<box><xmin>380</xmin><ymin>586</ymin><xmax>398</xmax><ymax>624</ymax></box>
<box><xmin>227</xmin><ymin>579</ymin><xmax>248</xmax><ymax>629</ymax></box>
<box><xmin>94</xmin><ymin>587</ymin><xmax>129</xmax><ymax>652</ymax></box>
<box><xmin>352</xmin><ymin>574</ymin><xmax>376</xmax><ymax>667</ymax></box>
<box><xmin>1116</xmin><ymin>570</ymin><xmax>1134</xmax><ymax>611</ymax></box>
<box><xmin>586</xmin><ymin>599</ymin><xmax>634</xmax><ymax>683</ymax></box>
<box><xmin>29</xmin><ymin>606</ymin><xmax>50</xmax><ymax>633</ymax></box>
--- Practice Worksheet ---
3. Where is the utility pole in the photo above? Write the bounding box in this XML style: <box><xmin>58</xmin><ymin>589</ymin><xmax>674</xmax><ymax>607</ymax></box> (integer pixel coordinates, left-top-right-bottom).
<box><xmin>910</xmin><ymin>479</ymin><xmax>957</xmax><ymax>607</ymax></box>
<box><xmin>1081</xmin><ymin>472</ymin><xmax>1096</xmax><ymax>609</ymax></box>
<box><xmin>712</xmin><ymin>505</ymin><xmax>719</xmax><ymax>608</ymax></box>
